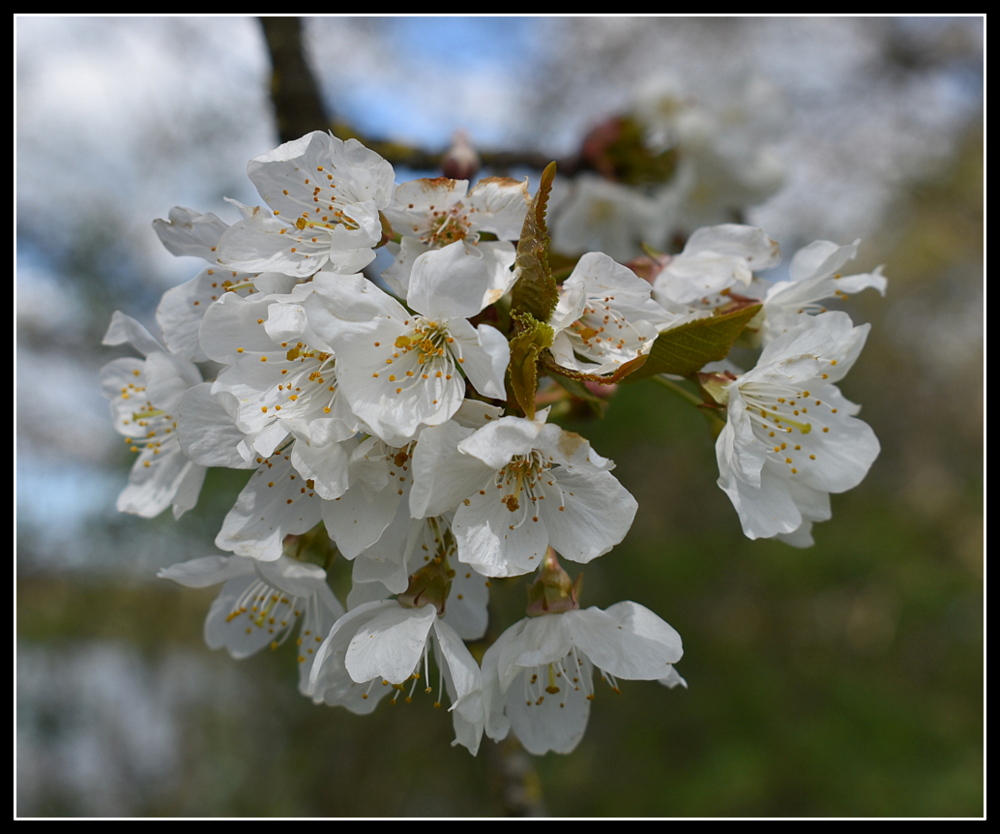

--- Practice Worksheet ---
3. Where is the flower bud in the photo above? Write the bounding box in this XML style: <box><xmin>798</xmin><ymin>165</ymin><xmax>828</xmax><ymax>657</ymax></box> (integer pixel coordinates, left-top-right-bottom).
<box><xmin>398</xmin><ymin>553</ymin><xmax>455</xmax><ymax>616</ymax></box>
<box><xmin>526</xmin><ymin>548</ymin><xmax>582</xmax><ymax>616</ymax></box>
<box><xmin>626</xmin><ymin>245</ymin><xmax>673</xmax><ymax>285</ymax></box>
<box><xmin>441</xmin><ymin>130</ymin><xmax>480</xmax><ymax>181</ymax></box>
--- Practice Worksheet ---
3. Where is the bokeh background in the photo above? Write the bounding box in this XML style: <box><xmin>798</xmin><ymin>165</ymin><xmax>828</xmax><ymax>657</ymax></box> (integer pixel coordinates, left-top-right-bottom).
<box><xmin>16</xmin><ymin>16</ymin><xmax>983</xmax><ymax>818</ymax></box>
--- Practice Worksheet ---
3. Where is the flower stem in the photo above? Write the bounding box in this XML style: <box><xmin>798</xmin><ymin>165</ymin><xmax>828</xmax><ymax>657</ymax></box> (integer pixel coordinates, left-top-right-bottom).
<box><xmin>650</xmin><ymin>374</ymin><xmax>704</xmax><ymax>407</ymax></box>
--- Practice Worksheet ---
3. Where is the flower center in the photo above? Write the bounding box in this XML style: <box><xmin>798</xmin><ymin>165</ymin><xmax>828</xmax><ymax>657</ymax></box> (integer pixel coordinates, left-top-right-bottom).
<box><xmin>738</xmin><ymin>381</ymin><xmax>845</xmax><ymax>477</ymax></box>
<box><xmin>568</xmin><ymin>295</ymin><xmax>646</xmax><ymax>364</ymax></box>
<box><xmin>375</xmin><ymin>319</ymin><xmax>465</xmax><ymax>398</ymax></box>
<box><xmin>394</xmin><ymin>320</ymin><xmax>452</xmax><ymax>364</ymax></box>
<box><xmin>225</xmin><ymin>577</ymin><xmax>303</xmax><ymax>650</ymax></box>
<box><xmin>521</xmin><ymin>648</ymin><xmax>595</xmax><ymax>708</ymax></box>
<box><xmin>259</xmin><ymin>342</ymin><xmax>340</xmax><ymax>419</ymax></box>
<box><xmin>494</xmin><ymin>451</ymin><xmax>563</xmax><ymax>524</ymax></box>
<box><xmin>119</xmin><ymin>384</ymin><xmax>178</xmax><ymax>465</ymax></box>
<box><xmin>424</xmin><ymin>207</ymin><xmax>474</xmax><ymax>248</ymax></box>
<box><xmin>740</xmin><ymin>381</ymin><xmax>814</xmax><ymax>436</ymax></box>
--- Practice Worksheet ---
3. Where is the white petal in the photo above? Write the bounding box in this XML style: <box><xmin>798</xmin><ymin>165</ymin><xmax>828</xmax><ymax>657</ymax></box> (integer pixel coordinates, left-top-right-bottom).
<box><xmin>290</xmin><ymin>439</ymin><xmax>351</xmax><ymax>500</ymax></box>
<box><xmin>569</xmin><ymin>602</ymin><xmax>683</xmax><ymax>679</ymax></box>
<box><xmin>453</xmin><ymin>486</ymin><xmax>550</xmax><ymax>577</ymax></box>
<box><xmin>102</xmin><ymin>311</ymin><xmax>163</xmax><ymax>357</ymax></box>
<box><xmin>177</xmin><ymin>385</ymin><xmax>257</xmax><ymax>469</ymax></box>
<box><xmin>788</xmin><ymin>239</ymin><xmax>857</xmax><ymax>284</ymax></box>
<box><xmin>152</xmin><ymin>206</ymin><xmax>228</xmax><ymax>261</ymax></box>
<box><xmin>408</xmin><ymin>241</ymin><xmax>498</xmax><ymax>319</ymax></box>
<box><xmin>456</xmin><ymin>413</ymin><xmax>546</xmax><ymax>471</ymax></box>
<box><xmin>457</xmin><ymin>320</ymin><xmax>510</xmax><ymax>401</ymax></box>
<box><xmin>155</xmin><ymin>268</ymin><xmax>228</xmax><ymax>362</ymax></box>
<box><xmin>717</xmin><ymin>453</ymin><xmax>805</xmax><ymax>540</ymax></box>
<box><xmin>308</xmin><ymin>602</ymin><xmax>397</xmax><ymax>713</ymax></box>
<box><xmin>500</xmin><ymin>614</ymin><xmax>573</xmax><ymax>673</ymax></box>
<box><xmin>321</xmin><ymin>454</ymin><xmax>404</xmax><ymax>559</ymax></box>
<box><xmin>464</xmin><ymin>176</ymin><xmax>530</xmax><ymax>239</ymax></box>
<box><xmin>158</xmin><ymin>554</ymin><xmax>254</xmax><ymax>588</ymax></box>
<box><xmin>503</xmin><ymin>660</ymin><xmax>592</xmax><ymax>755</ymax></box>
<box><xmin>199</xmin><ymin>292</ymin><xmax>280</xmax><ymax>363</ymax></box>
<box><xmin>434</xmin><ymin>620</ymin><xmax>486</xmax><ymax>756</ymax></box>
<box><xmin>215</xmin><ymin>453</ymin><xmax>323</xmax><ymax>560</ymax></box>
<box><xmin>432</xmin><ymin>618</ymin><xmax>483</xmax><ymax>715</ymax></box>
<box><xmin>409</xmin><ymin>420</ymin><xmax>489</xmax><ymax>519</ymax></box>
<box><xmin>539</xmin><ymin>467</ymin><xmax>637</xmax><ymax>564</ymax></box>
<box><xmin>117</xmin><ymin>447</ymin><xmax>205</xmax><ymax>520</ymax></box>
<box><xmin>441</xmin><ymin>564</ymin><xmax>491</xmax><ymax>641</ymax></box>
<box><xmin>345</xmin><ymin>603</ymin><xmax>437</xmax><ymax>685</ymax></box>
<box><xmin>143</xmin><ymin>352</ymin><xmax>202</xmax><ymax>414</ymax></box>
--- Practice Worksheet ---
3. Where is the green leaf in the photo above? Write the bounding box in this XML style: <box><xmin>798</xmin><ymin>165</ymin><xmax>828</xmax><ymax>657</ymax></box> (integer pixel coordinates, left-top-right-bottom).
<box><xmin>625</xmin><ymin>303</ymin><xmax>763</xmax><ymax>381</ymax></box>
<box><xmin>507</xmin><ymin>313</ymin><xmax>554</xmax><ymax>419</ymax></box>
<box><xmin>510</xmin><ymin>162</ymin><xmax>559</xmax><ymax>323</ymax></box>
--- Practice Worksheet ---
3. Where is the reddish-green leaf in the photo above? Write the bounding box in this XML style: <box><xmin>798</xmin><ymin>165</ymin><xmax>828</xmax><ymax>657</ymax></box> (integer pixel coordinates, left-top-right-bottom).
<box><xmin>510</xmin><ymin>162</ymin><xmax>559</xmax><ymax>323</ymax></box>
<box><xmin>507</xmin><ymin>313</ymin><xmax>554</xmax><ymax>419</ymax></box>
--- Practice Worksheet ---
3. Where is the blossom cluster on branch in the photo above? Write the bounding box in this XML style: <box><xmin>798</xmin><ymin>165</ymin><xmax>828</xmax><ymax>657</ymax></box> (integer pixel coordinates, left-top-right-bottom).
<box><xmin>102</xmin><ymin>120</ymin><xmax>884</xmax><ymax>755</ymax></box>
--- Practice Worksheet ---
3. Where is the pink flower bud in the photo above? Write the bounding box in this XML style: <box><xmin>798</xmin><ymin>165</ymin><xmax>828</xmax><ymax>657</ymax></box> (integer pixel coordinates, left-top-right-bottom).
<box><xmin>441</xmin><ymin>130</ymin><xmax>480</xmax><ymax>180</ymax></box>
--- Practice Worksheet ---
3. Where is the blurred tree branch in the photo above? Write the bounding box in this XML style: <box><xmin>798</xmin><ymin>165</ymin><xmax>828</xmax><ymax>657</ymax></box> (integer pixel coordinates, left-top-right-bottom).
<box><xmin>258</xmin><ymin>16</ymin><xmax>582</xmax><ymax>176</ymax></box>
<box><xmin>259</xmin><ymin>18</ymin><xmax>329</xmax><ymax>144</ymax></box>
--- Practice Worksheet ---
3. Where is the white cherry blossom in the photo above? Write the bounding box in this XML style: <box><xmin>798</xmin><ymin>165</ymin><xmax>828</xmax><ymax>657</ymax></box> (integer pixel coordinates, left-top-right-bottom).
<box><xmin>159</xmin><ymin>553</ymin><xmax>344</xmax><ymax>693</ymax></box>
<box><xmin>482</xmin><ymin>601</ymin><xmax>684</xmax><ymax>755</ymax></box>
<box><xmin>652</xmin><ymin>223</ymin><xmax>780</xmax><ymax>310</ymax></box>
<box><xmin>98</xmin><ymin>125</ymin><xmax>894</xmax><ymax>761</ymax></box>
<box><xmin>549</xmin><ymin>251</ymin><xmax>685</xmax><ymax>376</ymax></box>
<box><xmin>307</xmin><ymin>600</ymin><xmax>484</xmax><ymax>754</ymax></box>
<box><xmin>410</xmin><ymin>409</ymin><xmax>637</xmax><ymax>577</ymax></box>
<box><xmin>305</xmin><ymin>271</ymin><xmax>508</xmax><ymax>445</ymax></box>
<box><xmin>757</xmin><ymin>239</ymin><xmax>887</xmax><ymax>344</ymax></box>
<box><xmin>381</xmin><ymin>175</ymin><xmax>528</xmax><ymax>302</ymax></box>
<box><xmin>713</xmin><ymin>311</ymin><xmax>880</xmax><ymax>545</ymax></box>
<box><xmin>100</xmin><ymin>312</ymin><xmax>206</xmax><ymax>519</ymax></box>
<box><xmin>203</xmin><ymin>287</ymin><xmax>359</xmax><ymax>467</ymax></box>
<box><xmin>215</xmin><ymin>132</ymin><xmax>395</xmax><ymax>278</ymax></box>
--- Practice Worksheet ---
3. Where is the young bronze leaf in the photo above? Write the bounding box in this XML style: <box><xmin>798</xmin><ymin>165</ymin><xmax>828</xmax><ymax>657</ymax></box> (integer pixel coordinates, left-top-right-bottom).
<box><xmin>510</xmin><ymin>161</ymin><xmax>559</xmax><ymax>323</ymax></box>
<box><xmin>507</xmin><ymin>313</ymin><xmax>554</xmax><ymax>419</ymax></box>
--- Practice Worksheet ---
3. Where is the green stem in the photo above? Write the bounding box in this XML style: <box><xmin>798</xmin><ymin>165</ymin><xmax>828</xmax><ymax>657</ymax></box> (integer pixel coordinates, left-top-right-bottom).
<box><xmin>650</xmin><ymin>374</ymin><xmax>704</xmax><ymax>407</ymax></box>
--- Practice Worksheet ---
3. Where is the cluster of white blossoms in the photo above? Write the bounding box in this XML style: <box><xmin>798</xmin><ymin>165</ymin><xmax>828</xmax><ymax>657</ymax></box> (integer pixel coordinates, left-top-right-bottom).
<box><xmin>102</xmin><ymin>129</ymin><xmax>884</xmax><ymax>755</ymax></box>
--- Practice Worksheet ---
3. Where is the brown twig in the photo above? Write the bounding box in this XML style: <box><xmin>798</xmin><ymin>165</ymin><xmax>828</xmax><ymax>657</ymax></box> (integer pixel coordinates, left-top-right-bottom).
<box><xmin>258</xmin><ymin>17</ymin><xmax>584</xmax><ymax>176</ymax></box>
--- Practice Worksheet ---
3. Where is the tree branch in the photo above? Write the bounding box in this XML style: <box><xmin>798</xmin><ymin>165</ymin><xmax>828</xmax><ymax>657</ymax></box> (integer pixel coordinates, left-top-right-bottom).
<box><xmin>258</xmin><ymin>17</ymin><xmax>329</xmax><ymax>144</ymax></box>
<box><xmin>258</xmin><ymin>17</ymin><xmax>585</xmax><ymax>176</ymax></box>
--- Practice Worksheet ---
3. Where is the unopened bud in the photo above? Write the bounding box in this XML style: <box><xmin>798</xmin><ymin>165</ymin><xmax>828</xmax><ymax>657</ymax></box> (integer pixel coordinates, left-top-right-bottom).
<box><xmin>580</xmin><ymin>116</ymin><xmax>626</xmax><ymax>180</ymax></box>
<box><xmin>526</xmin><ymin>548</ymin><xmax>582</xmax><ymax>616</ymax></box>
<box><xmin>281</xmin><ymin>525</ymin><xmax>338</xmax><ymax>568</ymax></box>
<box><xmin>627</xmin><ymin>244</ymin><xmax>673</xmax><ymax>285</ymax></box>
<box><xmin>441</xmin><ymin>130</ymin><xmax>480</xmax><ymax>181</ymax></box>
<box><xmin>398</xmin><ymin>550</ymin><xmax>455</xmax><ymax>616</ymax></box>
<box><xmin>697</xmin><ymin>370</ymin><xmax>737</xmax><ymax>407</ymax></box>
